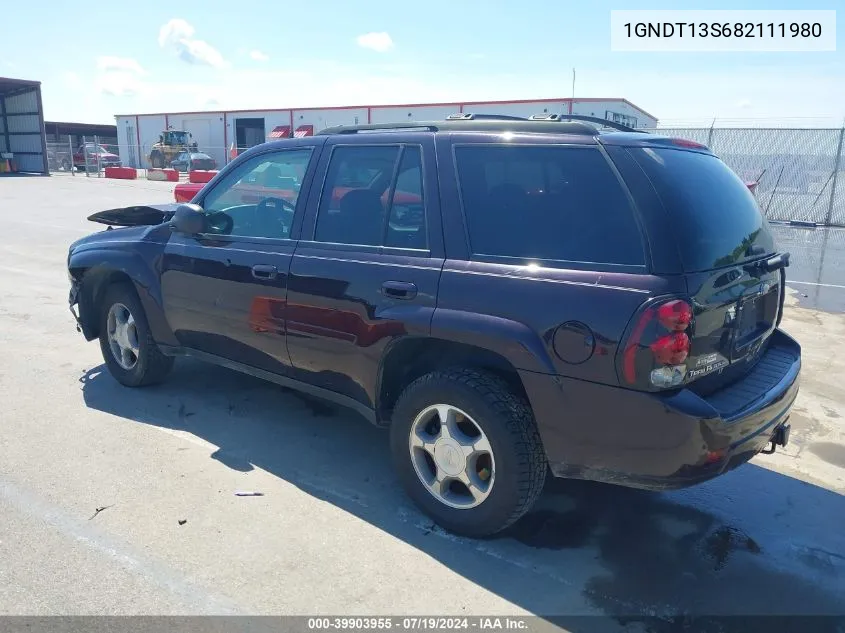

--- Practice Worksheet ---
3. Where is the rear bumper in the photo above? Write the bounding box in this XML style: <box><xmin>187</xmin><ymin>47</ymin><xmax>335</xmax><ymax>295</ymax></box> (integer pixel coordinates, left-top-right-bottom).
<box><xmin>521</xmin><ymin>328</ymin><xmax>800</xmax><ymax>490</ymax></box>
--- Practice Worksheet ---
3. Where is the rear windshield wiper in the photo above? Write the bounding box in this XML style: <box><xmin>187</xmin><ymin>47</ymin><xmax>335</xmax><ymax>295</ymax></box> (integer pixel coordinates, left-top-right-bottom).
<box><xmin>747</xmin><ymin>251</ymin><xmax>790</xmax><ymax>274</ymax></box>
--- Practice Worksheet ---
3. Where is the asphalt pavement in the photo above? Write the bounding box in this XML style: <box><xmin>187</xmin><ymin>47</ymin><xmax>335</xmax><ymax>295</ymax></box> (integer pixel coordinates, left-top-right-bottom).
<box><xmin>1</xmin><ymin>175</ymin><xmax>844</xmax><ymax>630</ymax></box>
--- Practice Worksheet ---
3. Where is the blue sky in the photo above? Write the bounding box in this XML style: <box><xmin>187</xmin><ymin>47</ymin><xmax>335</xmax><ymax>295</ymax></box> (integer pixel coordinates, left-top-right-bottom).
<box><xmin>1</xmin><ymin>0</ymin><xmax>842</xmax><ymax>125</ymax></box>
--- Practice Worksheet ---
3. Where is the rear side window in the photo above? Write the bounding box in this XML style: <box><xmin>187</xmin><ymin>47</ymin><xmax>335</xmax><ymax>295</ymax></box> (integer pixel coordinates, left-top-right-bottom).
<box><xmin>454</xmin><ymin>145</ymin><xmax>645</xmax><ymax>266</ymax></box>
<box><xmin>314</xmin><ymin>145</ymin><xmax>427</xmax><ymax>249</ymax></box>
<box><xmin>630</xmin><ymin>147</ymin><xmax>775</xmax><ymax>272</ymax></box>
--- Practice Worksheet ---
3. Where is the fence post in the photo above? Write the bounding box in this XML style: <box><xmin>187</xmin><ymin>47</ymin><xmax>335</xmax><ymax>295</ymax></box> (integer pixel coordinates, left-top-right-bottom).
<box><xmin>83</xmin><ymin>136</ymin><xmax>90</xmax><ymax>177</ymax></box>
<box><xmin>68</xmin><ymin>135</ymin><xmax>75</xmax><ymax>176</ymax></box>
<box><xmin>707</xmin><ymin>118</ymin><xmax>716</xmax><ymax>147</ymax></box>
<box><xmin>826</xmin><ymin>124</ymin><xmax>845</xmax><ymax>226</ymax></box>
<box><xmin>94</xmin><ymin>135</ymin><xmax>101</xmax><ymax>177</ymax></box>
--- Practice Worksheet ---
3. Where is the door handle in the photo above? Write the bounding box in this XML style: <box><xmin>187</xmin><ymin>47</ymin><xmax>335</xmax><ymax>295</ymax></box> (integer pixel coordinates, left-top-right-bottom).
<box><xmin>381</xmin><ymin>281</ymin><xmax>417</xmax><ymax>300</ymax></box>
<box><xmin>251</xmin><ymin>264</ymin><xmax>278</xmax><ymax>280</ymax></box>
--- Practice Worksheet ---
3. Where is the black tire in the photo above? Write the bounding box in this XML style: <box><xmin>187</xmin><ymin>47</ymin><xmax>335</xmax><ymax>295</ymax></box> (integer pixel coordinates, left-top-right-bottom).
<box><xmin>98</xmin><ymin>282</ymin><xmax>174</xmax><ymax>387</ymax></box>
<box><xmin>390</xmin><ymin>368</ymin><xmax>547</xmax><ymax>538</ymax></box>
<box><xmin>150</xmin><ymin>153</ymin><xmax>164</xmax><ymax>169</ymax></box>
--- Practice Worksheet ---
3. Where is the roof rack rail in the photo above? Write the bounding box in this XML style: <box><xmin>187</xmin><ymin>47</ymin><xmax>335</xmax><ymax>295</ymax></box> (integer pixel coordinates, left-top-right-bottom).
<box><xmin>528</xmin><ymin>113</ymin><xmax>647</xmax><ymax>133</ymax></box>
<box><xmin>319</xmin><ymin>122</ymin><xmax>441</xmax><ymax>135</ymax></box>
<box><xmin>446</xmin><ymin>113</ymin><xmax>528</xmax><ymax>121</ymax></box>
<box><xmin>317</xmin><ymin>117</ymin><xmax>611</xmax><ymax>136</ymax></box>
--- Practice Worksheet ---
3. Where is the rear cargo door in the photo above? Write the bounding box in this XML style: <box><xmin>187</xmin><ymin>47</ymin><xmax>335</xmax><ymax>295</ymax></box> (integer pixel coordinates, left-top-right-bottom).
<box><xmin>629</xmin><ymin>145</ymin><xmax>786</xmax><ymax>390</ymax></box>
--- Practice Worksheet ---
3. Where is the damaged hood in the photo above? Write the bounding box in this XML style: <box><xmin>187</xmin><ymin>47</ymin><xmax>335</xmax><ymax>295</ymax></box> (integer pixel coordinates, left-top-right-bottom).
<box><xmin>87</xmin><ymin>203</ymin><xmax>181</xmax><ymax>227</ymax></box>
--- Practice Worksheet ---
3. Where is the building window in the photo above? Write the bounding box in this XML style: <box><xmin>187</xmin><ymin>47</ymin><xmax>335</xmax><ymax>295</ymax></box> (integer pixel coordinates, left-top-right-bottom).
<box><xmin>605</xmin><ymin>111</ymin><xmax>638</xmax><ymax>128</ymax></box>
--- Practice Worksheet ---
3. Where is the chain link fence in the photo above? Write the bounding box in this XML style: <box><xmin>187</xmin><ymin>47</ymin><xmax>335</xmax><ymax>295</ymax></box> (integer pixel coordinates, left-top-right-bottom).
<box><xmin>769</xmin><ymin>223</ymin><xmax>845</xmax><ymax>290</ymax></box>
<box><xmin>45</xmin><ymin>135</ymin><xmax>124</xmax><ymax>177</ymax></box>
<box><xmin>48</xmin><ymin>134</ymin><xmax>228</xmax><ymax>180</ymax></box>
<box><xmin>647</xmin><ymin>125</ymin><xmax>845</xmax><ymax>226</ymax></box>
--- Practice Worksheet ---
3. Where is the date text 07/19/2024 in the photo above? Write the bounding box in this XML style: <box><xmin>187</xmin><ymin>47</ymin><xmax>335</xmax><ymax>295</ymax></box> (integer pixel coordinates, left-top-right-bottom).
<box><xmin>307</xmin><ymin>617</ymin><xmax>529</xmax><ymax>631</ymax></box>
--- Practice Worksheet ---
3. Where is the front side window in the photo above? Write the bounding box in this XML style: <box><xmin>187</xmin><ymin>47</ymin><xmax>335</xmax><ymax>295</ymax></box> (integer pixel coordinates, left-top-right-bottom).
<box><xmin>201</xmin><ymin>148</ymin><xmax>313</xmax><ymax>239</ymax></box>
<box><xmin>314</xmin><ymin>145</ymin><xmax>426</xmax><ymax>249</ymax></box>
<box><xmin>454</xmin><ymin>145</ymin><xmax>644</xmax><ymax>266</ymax></box>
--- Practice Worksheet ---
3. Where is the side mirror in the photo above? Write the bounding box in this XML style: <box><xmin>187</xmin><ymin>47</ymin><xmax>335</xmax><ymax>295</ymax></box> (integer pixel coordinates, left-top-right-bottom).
<box><xmin>169</xmin><ymin>203</ymin><xmax>205</xmax><ymax>235</ymax></box>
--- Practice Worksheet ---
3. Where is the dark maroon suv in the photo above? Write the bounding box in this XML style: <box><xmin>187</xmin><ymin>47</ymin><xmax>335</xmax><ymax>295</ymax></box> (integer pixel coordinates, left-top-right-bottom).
<box><xmin>67</xmin><ymin>114</ymin><xmax>799</xmax><ymax>537</ymax></box>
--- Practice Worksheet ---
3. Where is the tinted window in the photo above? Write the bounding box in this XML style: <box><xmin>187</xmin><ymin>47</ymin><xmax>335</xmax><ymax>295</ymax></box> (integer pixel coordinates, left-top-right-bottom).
<box><xmin>455</xmin><ymin>146</ymin><xmax>644</xmax><ymax>265</ymax></box>
<box><xmin>201</xmin><ymin>149</ymin><xmax>312</xmax><ymax>239</ymax></box>
<box><xmin>386</xmin><ymin>147</ymin><xmax>426</xmax><ymax>249</ymax></box>
<box><xmin>315</xmin><ymin>145</ymin><xmax>426</xmax><ymax>249</ymax></box>
<box><xmin>631</xmin><ymin>147</ymin><xmax>775</xmax><ymax>272</ymax></box>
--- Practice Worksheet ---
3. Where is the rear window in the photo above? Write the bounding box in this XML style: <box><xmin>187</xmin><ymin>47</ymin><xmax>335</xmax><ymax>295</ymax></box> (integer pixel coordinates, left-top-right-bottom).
<box><xmin>454</xmin><ymin>145</ymin><xmax>645</xmax><ymax>266</ymax></box>
<box><xmin>630</xmin><ymin>147</ymin><xmax>775</xmax><ymax>272</ymax></box>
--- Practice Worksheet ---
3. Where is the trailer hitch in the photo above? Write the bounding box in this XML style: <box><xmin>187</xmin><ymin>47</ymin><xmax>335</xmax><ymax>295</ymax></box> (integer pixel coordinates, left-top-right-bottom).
<box><xmin>762</xmin><ymin>421</ymin><xmax>791</xmax><ymax>455</ymax></box>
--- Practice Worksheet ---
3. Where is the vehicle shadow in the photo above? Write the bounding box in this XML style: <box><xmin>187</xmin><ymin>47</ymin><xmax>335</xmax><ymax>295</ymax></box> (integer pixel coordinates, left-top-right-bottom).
<box><xmin>79</xmin><ymin>360</ymin><xmax>845</xmax><ymax>631</ymax></box>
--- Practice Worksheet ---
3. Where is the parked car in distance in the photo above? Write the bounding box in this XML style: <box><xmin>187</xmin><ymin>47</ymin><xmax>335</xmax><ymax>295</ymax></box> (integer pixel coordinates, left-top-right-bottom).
<box><xmin>67</xmin><ymin>114</ymin><xmax>799</xmax><ymax>538</ymax></box>
<box><xmin>170</xmin><ymin>151</ymin><xmax>217</xmax><ymax>173</ymax></box>
<box><xmin>73</xmin><ymin>143</ymin><xmax>121</xmax><ymax>171</ymax></box>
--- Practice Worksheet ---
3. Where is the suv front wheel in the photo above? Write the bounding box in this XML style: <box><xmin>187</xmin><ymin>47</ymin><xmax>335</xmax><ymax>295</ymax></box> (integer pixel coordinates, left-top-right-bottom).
<box><xmin>390</xmin><ymin>368</ymin><xmax>546</xmax><ymax>537</ymax></box>
<box><xmin>98</xmin><ymin>283</ymin><xmax>174</xmax><ymax>387</ymax></box>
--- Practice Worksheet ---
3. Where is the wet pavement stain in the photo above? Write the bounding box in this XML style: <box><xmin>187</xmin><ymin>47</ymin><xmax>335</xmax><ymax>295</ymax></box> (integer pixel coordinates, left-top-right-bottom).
<box><xmin>822</xmin><ymin>406</ymin><xmax>842</xmax><ymax>419</ymax></box>
<box><xmin>504</xmin><ymin>509</ymin><xmax>595</xmax><ymax>550</ymax></box>
<box><xmin>703</xmin><ymin>526</ymin><xmax>762</xmax><ymax>571</ymax></box>
<box><xmin>576</xmin><ymin>466</ymin><xmax>845</xmax><ymax>624</ymax></box>
<box><xmin>809</xmin><ymin>442</ymin><xmax>845</xmax><ymax>468</ymax></box>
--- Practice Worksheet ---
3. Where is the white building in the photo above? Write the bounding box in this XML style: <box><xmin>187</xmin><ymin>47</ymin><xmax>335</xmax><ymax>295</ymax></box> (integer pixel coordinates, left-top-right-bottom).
<box><xmin>114</xmin><ymin>97</ymin><xmax>658</xmax><ymax>169</ymax></box>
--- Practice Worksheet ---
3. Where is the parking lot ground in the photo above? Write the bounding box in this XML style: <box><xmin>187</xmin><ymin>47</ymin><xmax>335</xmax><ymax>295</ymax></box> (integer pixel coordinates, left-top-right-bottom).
<box><xmin>1</xmin><ymin>176</ymin><xmax>844</xmax><ymax>627</ymax></box>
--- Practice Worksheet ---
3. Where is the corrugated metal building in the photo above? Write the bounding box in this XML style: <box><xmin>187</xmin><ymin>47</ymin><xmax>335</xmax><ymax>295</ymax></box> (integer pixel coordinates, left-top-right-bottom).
<box><xmin>0</xmin><ymin>77</ymin><xmax>48</xmax><ymax>174</ymax></box>
<box><xmin>45</xmin><ymin>121</ymin><xmax>118</xmax><ymax>148</ymax></box>
<box><xmin>115</xmin><ymin>97</ymin><xmax>658</xmax><ymax>169</ymax></box>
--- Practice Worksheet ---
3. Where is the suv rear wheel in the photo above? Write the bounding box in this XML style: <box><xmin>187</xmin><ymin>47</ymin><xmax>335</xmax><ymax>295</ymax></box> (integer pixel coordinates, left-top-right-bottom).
<box><xmin>390</xmin><ymin>368</ymin><xmax>546</xmax><ymax>537</ymax></box>
<box><xmin>98</xmin><ymin>283</ymin><xmax>174</xmax><ymax>387</ymax></box>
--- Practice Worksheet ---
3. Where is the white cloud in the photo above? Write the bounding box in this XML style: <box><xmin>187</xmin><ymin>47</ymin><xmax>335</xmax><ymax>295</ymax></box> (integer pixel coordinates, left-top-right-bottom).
<box><xmin>158</xmin><ymin>18</ymin><xmax>228</xmax><ymax>68</ymax></box>
<box><xmin>250</xmin><ymin>50</ymin><xmax>269</xmax><ymax>62</ymax></box>
<box><xmin>96</xmin><ymin>71</ymin><xmax>147</xmax><ymax>97</ymax></box>
<box><xmin>92</xmin><ymin>55</ymin><xmax>146</xmax><ymax>96</ymax></box>
<box><xmin>356</xmin><ymin>32</ymin><xmax>394</xmax><ymax>53</ymax></box>
<box><xmin>158</xmin><ymin>17</ymin><xmax>194</xmax><ymax>47</ymax></box>
<box><xmin>737</xmin><ymin>98</ymin><xmax>753</xmax><ymax>110</ymax></box>
<box><xmin>97</xmin><ymin>56</ymin><xmax>146</xmax><ymax>75</ymax></box>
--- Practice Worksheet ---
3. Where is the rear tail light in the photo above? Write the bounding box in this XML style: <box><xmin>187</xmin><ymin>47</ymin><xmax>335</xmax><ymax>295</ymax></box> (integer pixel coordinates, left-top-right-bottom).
<box><xmin>621</xmin><ymin>297</ymin><xmax>694</xmax><ymax>390</ymax></box>
<box><xmin>657</xmin><ymin>300</ymin><xmax>692</xmax><ymax>331</ymax></box>
<box><xmin>650</xmin><ymin>332</ymin><xmax>690</xmax><ymax>364</ymax></box>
